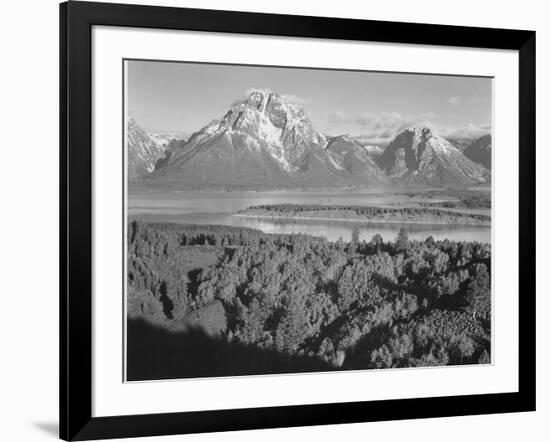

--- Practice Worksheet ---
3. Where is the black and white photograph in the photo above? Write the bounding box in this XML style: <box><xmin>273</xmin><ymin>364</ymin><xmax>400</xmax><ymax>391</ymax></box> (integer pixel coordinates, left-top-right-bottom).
<box><xmin>125</xmin><ymin>60</ymin><xmax>493</xmax><ymax>381</ymax></box>
<box><xmin>0</xmin><ymin>0</ymin><xmax>542</xmax><ymax>439</ymax></box>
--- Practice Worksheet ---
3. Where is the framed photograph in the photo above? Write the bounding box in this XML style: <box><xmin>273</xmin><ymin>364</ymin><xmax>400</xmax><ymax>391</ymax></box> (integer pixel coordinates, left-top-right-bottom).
<box><xmin>60</xmin><ymin>1</ymin><xmax>536</xmax><ymax>440</ymax></box>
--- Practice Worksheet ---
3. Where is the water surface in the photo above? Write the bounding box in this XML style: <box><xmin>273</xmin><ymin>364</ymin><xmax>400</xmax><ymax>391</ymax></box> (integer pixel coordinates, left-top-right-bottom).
<box><xmin>128</xmin><ymin>190</ymin><xmax>491</xmax><ymax>243</ymax></box>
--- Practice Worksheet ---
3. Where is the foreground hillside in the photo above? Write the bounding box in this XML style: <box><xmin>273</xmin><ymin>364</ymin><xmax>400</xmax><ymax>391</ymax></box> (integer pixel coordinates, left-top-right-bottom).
<box><xmin>127</xmin><ymin>221</ymin><xmax>491</xmax><ymax>379</ymax></box>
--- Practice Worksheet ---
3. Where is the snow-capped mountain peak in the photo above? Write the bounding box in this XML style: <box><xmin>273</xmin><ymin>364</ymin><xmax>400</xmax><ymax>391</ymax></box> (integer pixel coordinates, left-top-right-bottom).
<box><xmin>146</xmin><ymin>89</ymin><xmax>391</xmax><ymax>189</ymax></box>
<box><xmin>363</xmin><ymin>145</ymin><xmax>384</xmax><ymax>155</ymax></box>
<box><xmin>134</xmin><ymin>94</ymin><xmax>490</xmax><ymax>190</ymax></box>
<box><xmin>204</xmin><ymin>89</ymin><xmax>326</xmax><ymax>170</ymax></box>
<box><xmin>378</xmin><ymin>126</ymin><xmax>489</xmax><ymax>185</ymax></box>
<box><xmin>146</xmin><ymin>131</ymin><xmax>187</xmax><ymax>148</ymax></box>
<box><xmin>127</xmin><ymin>118</ymin><xmax>165</xmax><ymax>178</ymax></box>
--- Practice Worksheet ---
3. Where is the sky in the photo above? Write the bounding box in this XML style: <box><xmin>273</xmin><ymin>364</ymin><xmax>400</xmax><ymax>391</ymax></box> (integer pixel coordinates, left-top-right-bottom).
<box><xmin>126</xmin><ymin>59</ymin><xmax>492</xmax><ymax>145</ymax></box>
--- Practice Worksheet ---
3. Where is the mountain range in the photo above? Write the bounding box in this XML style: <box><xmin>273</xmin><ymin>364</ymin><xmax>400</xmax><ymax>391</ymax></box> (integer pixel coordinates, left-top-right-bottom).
<box><xmin>128</xmin><ymin>89</ymin><xmax>491</xmax><ymax>190</ymax></box>
<box><xmin>127</xmin><ymin>118</ymin><xmax>166</xmax><ymax>178</ymax></box>
<box><xmin>147</xmin><ymin>131</ymin><xmax>187</xmax><ymax>148</ymax></box>
<box><xmin>377</xmin><ymin>127</ymin><xmax>490</xmax><ymax>185</ymax></box>
<box><xmin>463</xmin><ymin>134</ymin><xmax>492</xmax><ymax>169</ymax></box>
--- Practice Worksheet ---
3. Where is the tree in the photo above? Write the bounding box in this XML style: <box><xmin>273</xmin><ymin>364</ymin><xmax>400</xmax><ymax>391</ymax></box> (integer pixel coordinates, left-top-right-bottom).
<box><xmin>351</xmin><ymin>225</ymin><xmax>361</xmax><ymax>244</ymax></box>
<box><xmin>274</xmin><ymin>295</ymin><xmax>312</xmax><ymax>354</ymax></box>
<box><xmin>478</xmin><ymin>349</ymin><xmax>491</xmax><ymax>364</ymax></box>
<box><xmin>464</xmin><ymin>263</ymin><xmax>491</xmax><ymax>319</ymax></box>
<box><xmin>337</xmin><ymin>260</ymin><xmax>371</xmax><ymax>311</ymax></box>
<box><xmin>127</xmin><ymin>220</ymin><xmax>493</xmax><ymax>372</ymax></box>
<box><xmin>371</xmin><ymin>233</ymin><xmax>383</xmax><ymax>246</ymax></box>
<box><xmin>395</xmin><ymin>227</ymin><xmax>410</xmax><ymax>252</ymax></box>
<box><xmin>370</xmin><ymin>345</ymin><xmax>393</xmax><ymax>368</ymax></box>
<box><xmin>449</xmin><ymin>336</ymin><xmax>475</xmax><ymax>364</ymax></box>
<box><xmin>235</xmin><ymin>298</ymin><xmax>270</xmax><ymax>346</ymax></box>
<box><xmin>369</xmin><ymin>233</ymin><xmax>384</xmax><ymax>253</ymax></box>
<box><xmin>425</xmin><ymin>235</ymin><xmax>436</xmax><ymax>248</ymax></box>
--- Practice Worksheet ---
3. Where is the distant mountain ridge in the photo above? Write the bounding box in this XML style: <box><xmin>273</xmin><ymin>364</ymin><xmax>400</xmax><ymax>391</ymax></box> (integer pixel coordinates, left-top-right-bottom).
<box><xmin>147</xmin><ymin>131</ymin><xmax>187</xmax><ymax>148</ymax></box>
<box><xmin>127</xmin><ymin>90</ymin><xmax>491</xmax><ymax>190</ymax></box>
<box><xmin>141</xmin><ymin>89</ymin><xmax>391</xmax><ymax>190</ymax></box>
<box><xmin>127</xmin><ymin>118</ymin><xmax>165</xmax><ymax>179</ymax></box>
<box><xmin>325</xmin><ymin>135</ymin><xmax>388</xmax><ymax>185</ymax></box>
<box><xmin>377</xmin><ymin>127</ymin><xmax>490</xmax><ymax>185</ymax></box>
<box><xmin>464</xmin><ymin>134</ymin><xmax>491</xmax><ymax>169</ymax></box>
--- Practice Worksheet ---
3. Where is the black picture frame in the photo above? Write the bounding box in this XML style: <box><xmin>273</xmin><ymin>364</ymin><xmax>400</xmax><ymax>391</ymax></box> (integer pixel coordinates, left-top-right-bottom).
<box><xmin>60</xmin><ymin>1</ymin><xmax>536</xmax><ymax>440</ymax></box>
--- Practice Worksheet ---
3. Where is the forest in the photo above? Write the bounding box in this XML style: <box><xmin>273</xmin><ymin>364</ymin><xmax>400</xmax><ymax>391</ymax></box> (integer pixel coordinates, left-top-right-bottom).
<box><xmin>237</xmin><ymin>203</ymin><xmax>491</xmax><ymax>225</ymax></box>
<box><xmin>419</xmin><ymin>196</ymin><xmax>491</xmax><ymax>210</ymax></box>
<box><xmin>127</xmin><ymin>221</ymin><xmax>491</xmax><ymax>379</ymax></box>
<box><xmin>408</xmin><ymin>188</ymin><xmax>491</xmax><ymax>209</ymax></box>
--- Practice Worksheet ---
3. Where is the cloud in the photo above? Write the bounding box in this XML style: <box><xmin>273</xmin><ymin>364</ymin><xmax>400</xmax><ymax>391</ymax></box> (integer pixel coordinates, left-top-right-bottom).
<box><xmin>326</xmin><ymin>111</ymin><xmax>437</xmax><ymax>145</ymax></box>
<box><xmin>440</xmin><ymin>123</ymin><xmax>492</xmax><ymax>140</ymax></box>
<box><xmin>325</xmin><ymin>110</ymin><xmax>491</xmax><ymax>144</ymax></box>
<box><xmin>447</xmin><ymin>95</ymin><xmax>487</xmax><ymax>105</ymax></box>
<box><xmin>447</xmin><ymin>96</ymin><xmax>462</xmax><ymax>105</ymax></box>
<box><xmin>467</xmin><ymin>96</ymin><xmax>487</xmax><ymax>104</ymax></box>
<box><xmin>281</xmin><ymin>94</ymin><xmax>315</xmax><ymax>106</ymax></box>
<box><xmin>230</xmin><ymin>88</ymin><xmax>314</xmax><ymax>108</ymax></box>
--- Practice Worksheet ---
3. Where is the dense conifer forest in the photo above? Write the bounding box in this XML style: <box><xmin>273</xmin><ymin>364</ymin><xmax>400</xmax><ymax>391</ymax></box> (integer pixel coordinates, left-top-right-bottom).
<box><xmin>127</xmin><ymin>221</ymin><xmax>491</xmax><ymax>378</ymax></box>
<box><xmin>237</xmin><ymin>204</ymin><xmax>491</xmax><ymax>225</ymax></box>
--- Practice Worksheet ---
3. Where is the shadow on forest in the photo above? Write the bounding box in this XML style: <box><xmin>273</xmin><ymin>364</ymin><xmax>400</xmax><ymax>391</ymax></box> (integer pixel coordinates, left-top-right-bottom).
<box><xmin>127</xmin><ymin>318</ymin><xmax>334</xmax><ymax>381</ymax></box>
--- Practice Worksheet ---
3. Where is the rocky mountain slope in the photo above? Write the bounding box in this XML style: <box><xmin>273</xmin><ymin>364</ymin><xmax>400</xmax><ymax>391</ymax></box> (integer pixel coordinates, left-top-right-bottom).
<box><xmin>147</xmin><ymin>131</ymin><xmax>187</xmax><ymax>148</ymax></box>
<box><xmin>361</xmin><ymin>144</ymin><xmax>384</xmax><ymax>156</ymax></box>
<box><xmin>127</xmin><ymin>118</ymin><xmax>165</xmax><ymax>179</ymax></box>
<box><xmin>377</xmin><ymin>127</ymin><xmax>490</xmax><ymax>185</ymax></box>
<box><xmin>447</xmin><ymin>138</ymin><xmax>471</xmax><ymax>152</ymax></box>
<box><xmin>129</xmin><ymin>90</ymin><xmax>491</xmax><ymax>190</ymax></box>
<box><xmin>325</xmin><ymin>135</ymin><xmax>388</xmax><ymax>185</ymax></box>
<box><xmin>144</xmin><ymin>90</ymin><xmax>387</xmax><ymax>190</ymax></box>
<box><xmin>464</xmin><ymin>134</ymin><xmax>492</xmax><ymax>169</ymax></box>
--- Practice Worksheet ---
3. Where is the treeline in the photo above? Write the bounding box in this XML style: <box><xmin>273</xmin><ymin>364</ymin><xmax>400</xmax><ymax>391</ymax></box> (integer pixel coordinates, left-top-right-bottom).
<box><xmin>405</xmin><ymin>189</ymin><xmax>491</xmax><ymax>209</ymax></box>
<box><xmin>420</xmin><ymin>196</ymin><xmax>491</xmax><ymax>210</ymax></box>
<box><xmin>239</xmin><ymin>203</ymin><xmax>491</xmax><ymax>224</ymax></box>
<box><xmin>127</xmin><ymin>221</ymin><xmax>491</xmax><ymax>371</ymax></box>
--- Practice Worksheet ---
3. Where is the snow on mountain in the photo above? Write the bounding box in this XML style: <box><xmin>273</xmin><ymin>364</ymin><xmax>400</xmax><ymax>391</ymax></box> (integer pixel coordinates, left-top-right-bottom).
<box><xmin>148</xmin><ymin>89</ymin><xmax>387</xmax><ymax>190</ymax></box>
<box><xmin>147</xmin><ymin>131</ymin><xmax>187</xmax><ymax>148</ymax></box>
<box><xmin>215</xmin><ymin>88</ymin><xmax>328</xmax><ymax>169</ymax></box>
<box><xmin>362</xmin><ymin>144</ymin><xmax>384</xmax><ymax>155</ymax></box>
<box><xmin>127</xmin><ymin>118</ymin><xmax>165</xmax><ymax>178</ymax></box>
<box><xmin>132</xmin><ymin>91</ymin><xmax>490</xmax><ymax>190</ymax></box>
<box><xmin>377</xmin><ymin>127</ymin><xmax>490</xmax><ymax>185</ymax></box>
